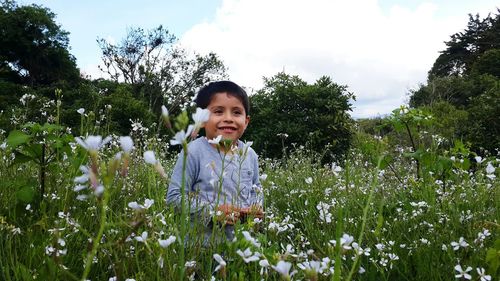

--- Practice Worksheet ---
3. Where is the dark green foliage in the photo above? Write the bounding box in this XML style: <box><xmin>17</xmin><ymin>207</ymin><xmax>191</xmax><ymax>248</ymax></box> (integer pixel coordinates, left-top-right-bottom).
<box><xmin>245</xmin><ymin>72</ymin><xmax>355</xmax><ymax>162</ymax></box>
<box><xmin>471</xmin><ymin>48</ymin><xmax>500</xmax><ymax>77</ymax></box>
<box><xmin>0</xmin><ymin>1</ymin><xmax>80</xmax><ymax>86</ymax></box>
<box><xmin>464</xmin><ymin>75</ymin><xmax>500</xmax><ymax>152</ymax></box>
<box><xmin>420</xmin><ymin>101</ymin><xmax>469</xmax><ymax>143</ymax></box>
<box><xmin>409</xmin><ymin>76</ymin><xmax>475</xmax><ymax>108</ymax></box>
<box><xmin>408</xmin><ymin>9</ymin><xmax>500</xmax><ymax>154</ymax></box>
<box><xmin>101</xmin><ymin>85</ymin><xmax>155</xmax><ymax>135</ymax></box>
<box><xmin>356</xmin><ymin>117</ymin><xmax>393</xmax><ymax>137</ymax></box>
<box><xmin>429</xmin><ymin>9</ymin><xmax>500</xmax><ymax>78</ymax></box>
<box><xmin>5</xmin><ymin>122</ymin><xmax>74</xmax><ymax>205</ymax></box>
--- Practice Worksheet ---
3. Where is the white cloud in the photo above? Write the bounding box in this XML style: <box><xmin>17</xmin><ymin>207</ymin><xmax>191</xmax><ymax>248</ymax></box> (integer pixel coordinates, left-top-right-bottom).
<box><xmin>179</xmin><ymin>0</ymin><xmax>495</xmax><ymax>118</ymax></box>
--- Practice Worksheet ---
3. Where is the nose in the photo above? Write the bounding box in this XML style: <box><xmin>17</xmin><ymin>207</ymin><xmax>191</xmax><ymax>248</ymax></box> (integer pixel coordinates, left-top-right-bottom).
<box><xmin>222</xmin><ymin>111</ymin><xmax>233</xmax><ymax>123</ymax></box>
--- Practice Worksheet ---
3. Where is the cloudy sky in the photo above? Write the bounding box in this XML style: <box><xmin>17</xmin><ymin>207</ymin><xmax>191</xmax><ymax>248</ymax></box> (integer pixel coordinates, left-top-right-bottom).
<box><xmin>23</xmin><ymin>0</ymin><xmax>499</xmax><ymax>118</ymax></box>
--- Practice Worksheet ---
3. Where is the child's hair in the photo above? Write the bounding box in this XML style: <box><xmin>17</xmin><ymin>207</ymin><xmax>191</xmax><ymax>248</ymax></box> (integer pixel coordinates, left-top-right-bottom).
<box><xmin>194</xmin><ymin>81</ymin><xmax>250</xmax><ymax>115</ymax></box>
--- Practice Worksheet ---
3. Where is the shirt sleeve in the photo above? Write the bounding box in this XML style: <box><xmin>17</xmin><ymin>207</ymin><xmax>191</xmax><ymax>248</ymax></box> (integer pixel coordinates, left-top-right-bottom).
<box><xmin>166</xmin><ymin>147</ymin><xmax>214</xmax><ymax>217</ymax></box>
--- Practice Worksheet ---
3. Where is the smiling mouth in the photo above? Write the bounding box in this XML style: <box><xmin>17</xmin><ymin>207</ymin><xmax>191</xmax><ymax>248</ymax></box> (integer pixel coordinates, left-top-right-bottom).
<box><xmin>218</xmin><ymin>126</ymin><xmax>237</xmax><ymax>132</ymax></box>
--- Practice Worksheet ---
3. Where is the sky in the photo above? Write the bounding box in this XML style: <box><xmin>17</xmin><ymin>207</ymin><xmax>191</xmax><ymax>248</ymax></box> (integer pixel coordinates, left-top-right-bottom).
<box><xmin>22</xmin><ymin>0</ymin><xmax>499</xmax><ymax>118</ymax></box>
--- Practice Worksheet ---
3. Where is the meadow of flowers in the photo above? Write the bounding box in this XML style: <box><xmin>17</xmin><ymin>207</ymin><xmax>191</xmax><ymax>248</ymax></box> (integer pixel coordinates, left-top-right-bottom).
<box><xmin>0</xmin><ymin>102</ymin><xmax>498</xmax><ymax>281</ymax></box>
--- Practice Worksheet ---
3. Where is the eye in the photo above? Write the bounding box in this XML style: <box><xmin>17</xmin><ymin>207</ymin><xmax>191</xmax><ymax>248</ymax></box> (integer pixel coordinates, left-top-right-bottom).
<box><xmin>213</xmin><ymin>109</ymin><xmax>223</xmax><ymax>114</ymax></box>
<box><xmin>233</xmin><ymin>110</ymin><xmax>242</xmax><ymax>115</ymax></box>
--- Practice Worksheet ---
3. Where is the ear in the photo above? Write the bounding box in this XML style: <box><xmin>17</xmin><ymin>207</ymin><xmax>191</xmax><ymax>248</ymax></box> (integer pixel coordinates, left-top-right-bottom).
<box><xmin>244</xmin><ymin>115</ymin><xmax>250</xmax><ymax>128</ymax></box>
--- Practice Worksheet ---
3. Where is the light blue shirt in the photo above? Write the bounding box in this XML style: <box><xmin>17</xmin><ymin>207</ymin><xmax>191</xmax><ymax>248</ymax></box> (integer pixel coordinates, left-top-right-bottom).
<box><xmin>166</xmin><ymin>137</ymin><xmax>263</xmax><ymax>217</ymax></box>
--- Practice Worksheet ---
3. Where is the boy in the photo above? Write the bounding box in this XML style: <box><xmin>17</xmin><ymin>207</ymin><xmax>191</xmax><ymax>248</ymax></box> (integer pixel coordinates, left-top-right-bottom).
<box><xmin>166</xmin><ymin>81</ymin><xmax>263</xmax><ymax>245</ymax></box>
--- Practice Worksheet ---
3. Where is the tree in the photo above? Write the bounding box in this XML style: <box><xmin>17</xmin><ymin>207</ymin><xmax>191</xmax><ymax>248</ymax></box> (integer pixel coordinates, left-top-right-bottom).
<box><xmin>471</xmin><ymin>48</ymin><xmax>500</xmax><ymax>77</ymax></box>
<box><xmin>408</xmin><ymin>76</ymin><xmax>475</xmax><ymax>108</ymax></box>
<box><xmin>408</xmin><ymin>8</ymin><xmax>500</xmax><ymax>154</ymax></box>
<box><xmin>245</xmin><ymin>72</ymin><xmax>355</xmax><ymax>162</ymax></box>
<box><xmin>0</xmin><ymin>0</ymin><xmax>79</xmax><ymax>85</ymax></box>
<box><xmin>464</xmin><ymin>75</ymin><xmax>500</xmax><ymax>152</ymax></box>
<box><xmin>97</xmin><ymin>26</ymin><xmax>227</xmax><ymax>114</ymax></box>
<box><xmin>429</xmin><ymin>10</ymin><xmax>500</xmax><ymax>78</ymax></box>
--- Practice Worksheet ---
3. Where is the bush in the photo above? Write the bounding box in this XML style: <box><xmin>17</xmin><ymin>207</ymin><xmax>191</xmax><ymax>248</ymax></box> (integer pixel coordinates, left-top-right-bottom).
<box><xmin>245</xmin><ymin>72</ymin><xmax>355</xmax><ymax>163</ymax></box>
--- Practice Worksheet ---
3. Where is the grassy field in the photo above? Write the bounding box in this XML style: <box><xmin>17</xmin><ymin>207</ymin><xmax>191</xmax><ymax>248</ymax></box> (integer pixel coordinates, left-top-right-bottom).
<box><xmin>0</xmin><ymin>120</ymin><xmax>498</xmax><ymax>281</ymax></box>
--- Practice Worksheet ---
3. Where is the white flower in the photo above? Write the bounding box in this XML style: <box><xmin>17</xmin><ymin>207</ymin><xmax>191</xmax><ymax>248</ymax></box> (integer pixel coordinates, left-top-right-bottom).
<box><xmin>128</xmin><ymin>201</ymin><xmax>141</xmax><ymax>210</ymax></box>
<box><xmin>260</xmin><ymin>174</ymin><xmax>268</xmax><ymax>181</ymax></box>
<box><xmin>73</xmin><ymin>184</ymin><xmax>86</xmax><ymax>192</ymax></box>
<box><xmin>0</xmin><ymin>142</ymin><xmax>6</xmax><ymax>150</ymax></box>
<box><xmin>161</xmin><ymin>105</ymin><xmax>169</xmax><ymax>117</ymax></box>
<box><xmin>454</xmin><ymin>264</ymin><xmax>472</xmax><ymax>280</ymax></box>
<box><xmin>236</xmin><ymin>248</ymin><xmax>260</xmax><ymax>263</ymax></box>
<box><xmin>243</xmin><ymin>141</ymin><xmax>253</xmax><ymax>151</ymax></box>
<box><xmin>185</xmin><ymin>260</ymin><xmax>196</xmax><ymax>268</ymax></box>
<box><xmin>208</xmin><ymin>135</ymin><xmax>222</xmax><ymax>144</ymax></box>
<box><xmin>305</xmin><ymin>177</ymin><xmax>313</xmax><ymax>184</ymax></box>
<box><xmin>74</xmin><ymin>174</ymin><xmax>89</xmax><ymax>184</ymax></box>
<box><xmin>475</xmin><ymin>156</ymin><xmax>483</xmax><ymax>163</ymax></box>
<box><xmin>77</xmin><ymin>108</ymin><xmax>85</xmax><ymax>115</ymax></box>
<box><xmin>317</xmin><ymin>202</ymin><xmax>332</xmax><ymax>223</ymax></box>
<box><xmin>329</xmin><ymin>233</ymin><xmax>354</xmax><ymax>250</ymax></box>
<box><xmin>388</xmin><ymin>253</ymin><xmax>399</xmax><ymax>261</ymax></box>
<box><xmin>192</xmin><ymin>107</ymin><xmax>210</xmax><ymax>125</ymax></box>
<box><xmin>45</xmin><ymin>245</ymin><xmax>55</xmax><ymax>255</ymax></box>
<box><xmin>128</xmin><ymin>199</ymin><xmax>154</xmax><ymax>210</ymax></box>
<box><xmin>486</xmin><ymin>162</ymin><xmax>496</xmax><ymax>179</ymax></box>
<box><xmin>331</xmin><ymin>163</ymin><xmax>342</xmax><ymax>174</ymax></box>
<box><xmin>158</xmin><ymin>235</ymin><xmax>176</xmax><ymax>248</ymax></box>
<box><xmin>297</xmin><ymin>260</ymin><xmax>322</xmax><ymax>273</ymax></box>
<box><xmin>75</xmin><ymin>135</ymin><xmax>112</xmax><ymax>152</ymax></box>
<box><xmin>58</xmin><ymin>238</ymin><xmax>66</xmax><ymax>247</ymax></box>
<box><xmin>242</xmin><ymin>231</ymin><xmax>261</xmax><ymax>247</ymax></box>
<box><xmin>119</xmin><ymin>136</ymin><xmax>134</xmax><ymax>153</ymax></box>
<box><xmin>420</xmin><ymin>238</ymin><xmax>429</xmax><ymax>245</ymax></box>
<box><xmin>272</xmin><ymin>260</ymin><xmax>294</xmax><ymax>278</ymax></box>
<box><xmin>352</xmin><ymin>243</ymin><xmax>370</xmax><ymax>256</ymax></box>
<box><xmin>143</xmin><ymin>151</ymin><xmax>157</xmax><ymax>164</ymax></box>
<box><xmin>170</xmin><ymin>125</ymin><xmax>194</xmax><ymax>146</ymax></box>
<box><xmin>476</xmin><ymin>267</ymin><xmax>491</xmax><ymax>281</ymax></box>
<box><xmin>94</xmin><ymin>184</ymin><xmax>104</xmax><ymax>196</ymax></box>
<box><xmin>451</xmin><ymin>237</ymin><xmax>469</xmax><ymax>250</ymax></box>
<box><xmin>476</xmin><ymin>229</ymin><xmax>491</xmax><ymax>243</ymax></box>
<box><xmin>213</xmin><ymin>253</ymin><xmax>226</xmax><ymax>272</ymax></box>
<box><xmin>259</xmin><ymin>259</ymin><xmax>270</xmax><ymax>275</ymax></box>
<box><xmin>76</xmin><ymin>194</ymin><xmax>88</xmax><ymax>201</ymax></box>
<box><xmin>135</xmin><ymin>231</ymin><xmax>148</xmax><ymax>243</ymax></box>
<box><xmin>108</xmin><ymin>277</ymin><xmax>117</xmax><ymax>281</ymax></box>
<box><xmin>143</xmin><ymin>199</ymin><xmax>154</xmax><ymax>209</ymax></box>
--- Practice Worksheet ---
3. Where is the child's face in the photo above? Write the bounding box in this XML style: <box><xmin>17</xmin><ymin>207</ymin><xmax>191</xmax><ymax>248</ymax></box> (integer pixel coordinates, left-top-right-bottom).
<box><xmin>204</xmin><ymin>92</ymin><xmax>249</xmax><ymax>143</ymax></box>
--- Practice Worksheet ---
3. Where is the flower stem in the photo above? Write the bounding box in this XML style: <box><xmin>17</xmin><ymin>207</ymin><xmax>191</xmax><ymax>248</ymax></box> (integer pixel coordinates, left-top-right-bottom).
<box><xmin>178</xmin><ymin>141</ymin><xmax>188</xmax><ymax>280</ymax></box>
<box><xmin>81</xmin><ymin>190</ymin><xmax>110</xmax><ymax>281</ymax></box>
<box><xmin>345</xmin><ymin>156</ymin><xmax>381</xmax><ymax>281</ymax></box>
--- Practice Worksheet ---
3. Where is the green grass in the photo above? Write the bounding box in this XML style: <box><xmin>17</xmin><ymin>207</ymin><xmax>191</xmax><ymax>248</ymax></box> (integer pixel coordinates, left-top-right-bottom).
<box><xmin>0</xmin><ymin>135</ymin><xmax>498</xmax><ymax>281</ymax></box>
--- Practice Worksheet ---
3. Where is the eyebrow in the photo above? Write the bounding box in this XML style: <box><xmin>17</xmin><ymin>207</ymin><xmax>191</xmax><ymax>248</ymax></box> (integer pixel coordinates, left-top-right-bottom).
<box><xmin>209</xmin><ymin>105</ymin><xmax>244</xmax><ymax>110</ymax></box>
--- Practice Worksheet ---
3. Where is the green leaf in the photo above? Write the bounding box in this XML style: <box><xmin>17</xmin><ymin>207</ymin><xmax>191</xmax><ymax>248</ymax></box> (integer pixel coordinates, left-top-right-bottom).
<box><xmin>379</xmin><ymin>154</ymin><xmax>393</xmax><ymax>170</ymax></box>
<box><xmin>485</xmin><ymin>239</ymin><xmax>500</xmax><ymax>276</ymax></box>
<box><xmin>40</xmin><ymin>123</ymin><xmax>63</xmax><ymax>133</ymax></box>
<box><xmin>16</xmin><ymin>185</ymin><xmax>36</xmax><ymax>204</ymax></box>
<box><xmin>6</xmin><ymin>130</ymin><xmax>31</xmax><ymax>148</ymax></box>
<box><xmin>174</xmin><ymin>111</ymin><xmax>189</xmax><ymax>131</ymax></box>
<box><xmin>12</xmin><ymin>151</ymin><xmax>35</xmax><ymax>166</ymax></box>
<box><xmin>17</xmin><ymin>263</ymin><xmax>33</xmax><ymax>281</ymax></box>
